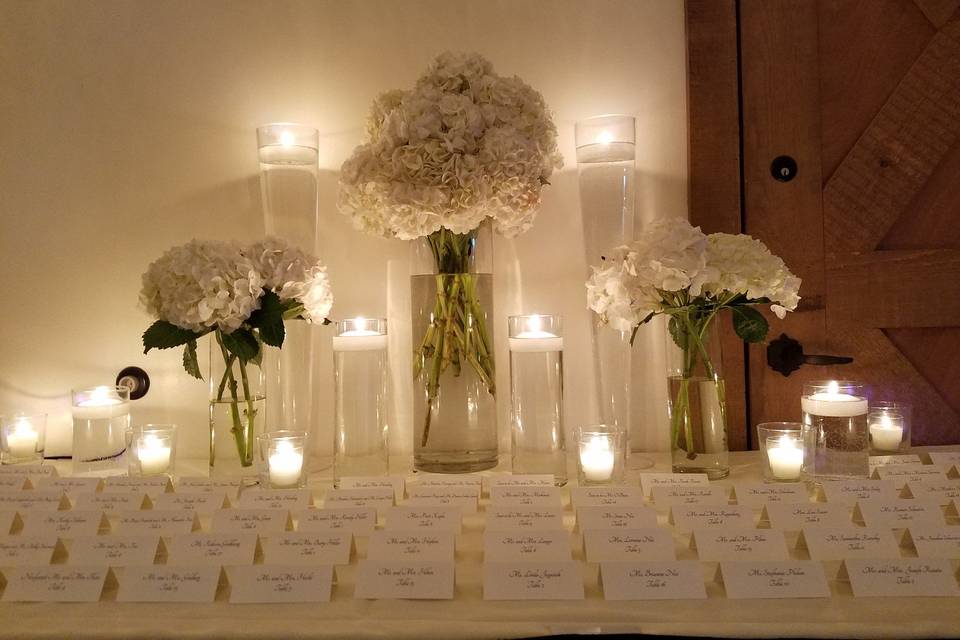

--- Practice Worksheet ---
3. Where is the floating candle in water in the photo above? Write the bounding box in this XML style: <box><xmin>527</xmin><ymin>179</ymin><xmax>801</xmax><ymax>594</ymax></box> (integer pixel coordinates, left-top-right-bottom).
<box><xmin>800</xmin><ymin>380</ymin><xmax>868</xmax><ymax>417</ymax></box>
<box><xmin>332</xmin><ymin>317</ymin><xmax>388</xmax><ymax>351</ymax></box>
<box><xmin>508</xmin><ymin>314</ymin><xmax>564</xmax><ymax>352</ymax></box>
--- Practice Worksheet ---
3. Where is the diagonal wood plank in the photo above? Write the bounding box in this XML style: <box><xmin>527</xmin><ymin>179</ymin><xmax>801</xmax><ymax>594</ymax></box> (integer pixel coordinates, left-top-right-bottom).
<box><xmin>823</xmin><ymin>30</ymin><xmax>960</xmax><ymax>253</ymax></box>
<box><xmin>913</xmin><ymin>0</ymin><xmax>960</xmax><ymax>28</ymax></box>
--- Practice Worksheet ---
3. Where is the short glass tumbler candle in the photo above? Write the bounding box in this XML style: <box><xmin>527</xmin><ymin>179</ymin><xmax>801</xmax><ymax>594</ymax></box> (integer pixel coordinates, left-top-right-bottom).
<box><xmin>801</xmin><ymin>380</ymin><xmax>869</xmax><ymax>480</ymax></box>
<box><xmin>258</xmin><ymin>430</ymin><xmax>308</xmax><ymax>489</ymax></box>
<box><xmin>508</xmin><ymin>314</ymin><xmax>566</xmax><ymax>485</ymax></box>
<box><xmin>756</xmin><ymin>422</ymin><xmax>803</xmax><ymax>482</ymax></box>
<box><xmin>868</xmin><ymin>401</ymin><xmax>912</xmax><ymax>453</ymax></box>
<box><xmin>72</xmin><ymin>386</ymin><xmax>131</xmax><ymax>474</ymax></box>
<box><xmin>1</xmin><ymin>414</ymin><xmax>46</xmax><ymax>464</ymax></box>
<box><xmin>127</xmin><ymin>425</ymin><xmax>176</xmax><ymax>476</ymax></box>
<box><xmin>333</xmin><ymin>318</ymin><xmax>389</xmax><ymax>486</ymax></box>
<box><xmin>575</xmin><ymin>424</ymin><xmax>625</xmax><ymax>486</ymax></box>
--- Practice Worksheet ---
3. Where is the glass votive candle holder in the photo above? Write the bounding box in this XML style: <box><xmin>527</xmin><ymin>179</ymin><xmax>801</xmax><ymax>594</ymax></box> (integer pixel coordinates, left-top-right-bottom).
<box><xmin>800</xmin><ymin>380</ymin><xmax>869</xmax><ymax>480</ymax></box>
<box><xmin>756</xmin><ymin>422</ymin><xmax>803</xmax><ymax>482</ymax></box>
<box><xmin>258</xmin><ymin>430</ymin><xmax>308</xmax><ymax>489</ymax></box>
<box><xmin>71</xmin><ymin>385</ymin><xmax>131</xmax><ymax>474</ymax></box>
<box><xmin>1</xmin><ymin>414</ymin><xmax>46</xmax><ymax>464</ymax></box>
<box><xmin>575</xmin><ymin>424</ymin><xmax>625</xmax><ymax>486</ymax></box>
<box><xmin>868</xmin><ymin>402</ymin><xmax>911</xmax><ymax>453</ymax></box>
<box><xmin>127</xmin><ymin>425</ymin><xmax>176</xmax><ymax>476</ymax></box>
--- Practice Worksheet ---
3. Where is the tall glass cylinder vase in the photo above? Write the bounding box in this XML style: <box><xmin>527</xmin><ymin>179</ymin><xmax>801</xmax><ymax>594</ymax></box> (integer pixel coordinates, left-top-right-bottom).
<box><xmin>209</xmin><ymin>334</ymin><xmax>266</xmax><ymax>477</ymax></box>
<box><xmin>411</xmin><ymin>222</ymin><xmax>498</xmax><ymax>473</ymax></box>
<box><xmin>665</xmin><ymin>316</ymin><xmax>729</xmax><ymax>479</ymax></box>
<box><xmin>257</xmin><ymin>123</ymin><xmax>325</xmax><ymax>468</ymax></box>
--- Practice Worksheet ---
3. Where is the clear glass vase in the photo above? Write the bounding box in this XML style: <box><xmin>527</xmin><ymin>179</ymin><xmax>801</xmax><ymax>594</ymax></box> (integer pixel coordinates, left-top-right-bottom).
<box><xmin>665</xmin><ymin>316</ymin><xmax>729</xmax><ymax>479</ymax></box>
<box><xmin>209</xmin><ymin>333</ymin><xmax>266</xmax><ymax>477</ymax></box>
<box><xmin>411</xmin><ymin>223</ymin><xmax>498</xmax><ymax>473</ymax></box>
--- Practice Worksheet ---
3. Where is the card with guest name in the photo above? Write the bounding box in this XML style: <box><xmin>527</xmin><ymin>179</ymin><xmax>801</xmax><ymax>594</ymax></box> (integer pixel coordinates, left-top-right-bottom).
<box><xmin>819</xmin><ymin>480</ymin><xmax>899</xmax><ymax>506</ymax></box>
<box><xmin>367</xmin><ymin>530</ymin><xmax>455</xmax><ymax>562</ymax></box>
<box><xmin>405</xmin><ymin>486</ymin><xmax>479</xmax><ymax>513</ymax></box>
<box><xmin>68</xmin><ymin>535</ymin><xmax>159</xmax><ymax>566</ymax></box>
<box><xmin>569</xmin><ymin>486</ymin><xmax>645</xmax><ymax>509</ymax></box>
<box><xmin>639</xmin><ymin>472</ymin><xmax>709</xmax><ymax>498</ymax></box>
<box><xmin>874</xmin><ymin>465</ymin><xmax>948</xmax><ymax>486</ymax></box>
<box><xmin>165</xmin><ymin>532</ymin><xmax>257</xmax><ymax>566</ymax></box>
<box><xmin>927</xmin><ymin>452</ymin><xmax>960</xmax><ymax>469</ymax></box>
<box><xmin>177</xmin><ymin>476</ymin><xmax>243</xmax><ymax>500</ymax></box>
<box><xmin>103</xmin><ymin>476</ymin><xmax>171</xmax><ymax>497</ymax></box>
<box><xmin>489</xmin><ymin>486</ymin><xmax>562</xmax><ymax>508</ymax></box>
<box><xmin>843</xmin><ymin>558</ymin><xmax>960</xmax><ymax>597</ymax></box>
<box><xmin>385</xmin><ymin>506</ymin><xmax>462</xmax><ymax>533</ymax></box>
<box><xmin>151</xmin><ymin>491</ymin><xmax>227</xmax><ymax>513</ymax></box>
<box><xmin>854</xmin><ymin>499</ymin><xmax>944</xmax><ymax>528</ymax></box>
<box><xmin>762</xmin><ymin>502</ymin><xmax>851</xmax><ymax>530</ymax></box>
<box><xmin>652</xmin><ymin>485</ymin><xmax>729</xmax><ymax>507</ymax></box>
<box><xmin>227</xmin><ymin>565</ymin><xmax>334</xmax><ymax>603</ymax></box>
<box><xmin>40</xmin><ymin>476</ymin><xmax>102</xmax><ymax>496</ymax></box>
<box><xmin>669</xmin><ymin>505</ymin><xmax>753</xmax><ymax>532</ymax></box>
<box><xmin>691</xmin><ymin>528</ymin><xmax>788</xmax><ymax>562</ymax></box>
<box><xmin>486</xmin><ymin>506</ymin><xmax>565</xmax><ymax>531</ymax></box>
<box><xmin>0</xmin><ymin>464</ymin><xmax>55</xmax><ymax>479</ymax></box>
<box><xmin>296</xmin><ymin>508</ymin><xmax>376</xmax><ymax>535</ymax></box>
<box><xmin>600</xmin><ymin>561</ymin><xmax>707</xmax><ymax>600</ymax></box>
<box><xmin>338</xmin><ymin>476</ymin><xmax>405</xmax><ymax>501</ymax></box>
<box><xmin>0</xmin><ymin>510</ymin><xmax>16</xmax><ymax>535</ymax></box>
<box><xmin>906</xmin><ymin>480</ymin><xmax>960</xmax><ymax>505</ymax></box>
<box><xmin>117</xmin><ymin>566</ymin><xmax>221</xmax><ymax>602</ymax></box>
<box><xmin>73</xmin><ymin>491</ymin><xmax>146</xmax><ymax>512</ymax></box>
<box><xmin>0</xmin><ymin>534</ymin><xmax>58</xmax><ymax>566</ymax></box>
<box><xmin>238</xmin><ymin>488</ymin><xmax>312</xmax><ymax>511</ymax></box>
<box><xmin>0</xmin><ymin>475</ymin><xmax>29</xmax><ymax>490</ymax></box>
<box><xmin>0</xmin><ymin>489</ymin><xmax>66</xmax><ymax>512</ymax></box>
<box><xmin>487</xmin><ymin>474</ymin><xmax>555</xmax><ymax>491</ymax></box>
<box><xmin>484</xmin><ymin>530</ymin><xmax>572</xmax><ymax>562</ymax></box>
<box><xmin>20</xmin><ymin>510</ymin><xmax>105</xmax><ymax>537</ymax></box>
<box><xmin>869</xmin><ymin>454</ymin><xmax>922</xmax><ymax>473</ymax></box>
<box><xmin>733</xmin><ymin>483</ymin><xmax>808</xmax><ymax>508</ymax></box>
<box><xmin>211</xmin><ymin>508</ymin><xmax>290</xmax><ymax>534</ymax></box>
<box><xmin>904</xmin><ymin>526</ymin><xmax>960</xmax><ymax>559</ymax></box>
<box><xmin>354</xmin><ymin>560</ymin><xmax>455</xmax><ymax>599</ymax></box>
<box><xmin>114</xmin><ymin>510</ymin><xmax>197</xmax><ymax>536</ymax></box>
<box><xmin>2</xmin><ymin>566</ymin><xmax>107</xmax><ymax>602</ymax></box>
<box><xmin>483</xmin><ymin>561</ymin><xmax>584</xmax><ymax>600</ymax></box>
<box><xmin>799</xmin><ymin>526</ymin><xmax>900</xmax><ymax>561</ymax></box>
<box><xmin>576</xmin><ymin>506</ymin><xmax>659</xmax><ymax>531</ymax></box>
<box><xmin>261</xmin><ymin>531</ymin><xmax>353</xmax><ymax>566</ymax></box>
<box><xmin>322</xmin><ymin>487</ymin><xmax>394</xmax><ymax>512</ymax></box>
<box><xmin>719</xmin><ymin>560</ymin><xmax>829</xmax><ymax>599</ymax></box>
<box><xmin>582</xmin><ymin>528</ymin><xmax>675</xmax><ymax>563</ymax></box>
<box><xmin>414</xmin><ymin>473</ymin><xmax>482</xmax><ymax>488</ymax></box>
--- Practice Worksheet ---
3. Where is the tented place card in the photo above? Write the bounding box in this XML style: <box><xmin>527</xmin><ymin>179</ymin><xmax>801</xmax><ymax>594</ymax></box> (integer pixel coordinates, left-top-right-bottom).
<box><xmin>177</xmin><ymin>477</ymin><xmax>243</xmax><ymax>500</ymax></box>
<box><xmin>484</xmin><ymin>531</ymin><xmax>572</xmax><ymax>562</ymax></box>
<box><xmin>652</xmin><ymin>485</ymin><xmax>729</xmax><ymax>507</ymax></box>
<box><xmin>0</xmin><ymin>489</ymin><xmax>66</xmax><ymax>512</ymax></box>
<box><xmin>405</xmin><ymin>486</ymin><xmax>479</xmax><ymax>513</ymax></box>
<box><xmin>733</xmin><ymin>483</ymin><xmax>808</xmax><ymax>508</ymax></box>
<box><xmin>691</xmin><ymin>529</ymin><xmax>788</xmax><ymax>562</ymax></box>
<box><xmin>489</xmin><ymin>486</ymin><xmax>562</xmax><ymax>507</ymax></box>
<box><xmin>367</xmin><ymin>531</ymin><xmax>455</xmax><ymax>561</ymax></box>
<box><xmin>582</xmin><ymin>528</ymin><xmax>675</xmax><ymax>562</ymax></box>
<box><xmin>483</xmin><ymin>561</ymin><xmax>584</xmax><ymax>600</ymax></box>
<box><xmin>41</xmin><ymin>477</ymin><xmax>101</xmax><ymax>496</ymax></box>
<box><xmin>296</xmin><ymin>508</ymin><xmax>376</xmax><ymax>535</ymax></box>
<box><xmin>68</xmin><ymin>535</ymin><xmax>158</xmax><ymax>566</ymax></box>
<box><xmin>103</xmin><ymin>476</ymin><xmax>171</xmax><ymax>497</ymax></box>
<box><xmin>927</xmin><ymin>452</ymin><xmax>960</xmax><ymax>469</ymax></box>
<box><xmin>0</xmin><ymin>535</ymin><xmax>58</xmax><ymax>566</ymax></box>
<box><xmin>73</xmin><ymin>492</ymin><xmax>145</xmax><ymax>513</ymax></box>
<box><xmin>354</xmin><ymin>561</ymin><xmax>454</xmax><ymax>600</ymax></box>
<box><xmin>719</xmin><ymin>561</ymin><xmax>829</xmax><ymax>599</ymax></box>
<box><xmin>799</xmin><ymin>527</ymin><xmax>900</xmax><ymax>561</ymax></box>
<box><xmin>0</xmin><ymin>465</ymin><xmax>55</xmax><ymax>479</ymax></box>
<box><xmin>639</xmin><ymin>473</ymin><xmax>709</xmax><ymax>498</ymax></box>
<box><xmin>874</xmin><ymin>465</ymin><xmax>948</xmax><ymax>486</ymax></box>
<box><xmin>487</xmin><ymin>474</ymin><xmax>554</xmax><ymax>490</ymax></box>
<box><xmin>322</xmin><ymin>487</ymin><xmax>394</xmax><ymax>512</ymax></box>
<box><xmin>486</xmin><ymin>506</ymin><xmax>565</xmax><ymax>531</ymax></box>
<box><xmin>569</xmin><ymin>487</ymin><xmax>644</xmax><ymax>509</ymax></box>
<box><xmin>906</xmin><ymin>480</ymin><xmax>960</xmax><ymax>506</ymax></box>
<box><xmin>869</xmin><ymin>454</ymin><xmax>922</xmax><ymax>474</ymax></box>
<box><xmin>2</xmin><ymin>566</ymin><xmax>107</xmax><ymax>602</ymax></box>
<box><xmin>820</xmin><ymin>480</ymin><xmax>899</xmax><ymax>506</ymax></box>
<box><xmin>114</xmin><ymin>510</ymin><xmax>197</xmax><ymax>536</ymax></box>
<box><xmin>0</xmin><ymin>475</ymin><xmax>28</xmax><ymax>490</ymax></box>
<box><xmin>763</xmin><ymin>503</ymin><xmax>851</xmax><ymax>530</ymax></box>
<box><xmin>905</xmin><ymin>526</ymin><xmax>960</xmax><ymax>559</ymax></box>
<box><xmin>260</xmin><ymin>532</ymin><xmax>353</xmax><ymax>565</ymax></box>
<box><xmin>20</xmin><ymin>510</ymin><xmax>104</xmax><ymax>537</ymax></box>
<box><xmin>854</xmin><ymin>499</ymin><xmax>944</xmax><ymax>528</ymax></box>
<box><xmin>576</xmin><ymin>506</ymin><xmax>658</xmax><ymax>531</ymax></box>
<box><xmin>211</xmin><ymin>508</ymin><xmax>290</xmax><ymax>534</ymax></box>
<box><xmin>165</xmin><ymin>532</ymin><xmax>257</xmax><ymax>566</ymax></box>
<box><xmin>385</xmin><ymin>506</ymin><xmax>462</xmax><ymax>533</ymax></box>
<box><xmin>117</xmin><ymin>566</ymin><xmax>221</xmax><ymax>603</ymax></box>
<box><xmin>151</xmin><ymin>492</ymin><xmax>227</xmax><ymax>514</ymax></box>
<box><xmin>238</xmin><ymin>489</ymin><xmax>312</xmax><ymax>511</ymax></box>
<box><xmin>0</xmin><ymin>511</ymin><xmax>15</xmax><ymax>535</ymax></box>
<box><xmin>415</xmin><ymin>474</ymin><xmax>482</xmax><ymax>488</ymax></box>
<box><xmin>339</xmin><ymin>476</ymin><xmax>405</xmax><ymax>501</ymax></box>
<box><xmin>843</xmin><ymin>558</ymin><xmax>960</xmax><ymax>597</ymax></box>
<box><xmin>669</xmin><ymin>505</ymin><xmax>753</xmax><ymax>532</ymax></box>
<box><xmin>599</xmin><ymin>561</ymin><xmax>706</xmax><ymax>601</ymax></box>
<box><xmin>227</xmin><ymin>565</ymin><xmax>334</xmax><ymax>604</ymax></box>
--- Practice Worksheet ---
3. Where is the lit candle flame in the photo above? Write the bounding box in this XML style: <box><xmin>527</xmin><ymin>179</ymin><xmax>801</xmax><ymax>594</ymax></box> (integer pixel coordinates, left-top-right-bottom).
<box><xmin>353</xmin><ymin>316</ymin><xmax>367</xmax><ymax>333</ymax></box>
<box><xmin>827</xmin><ymin>380</ymin><xmax>840</xmax><ymax>395</ymax></box>
<box><xmin>598</xmin><ymin>130</ymin><xmax>613</xmax><ymax>145</ymax></box>
<box><xmin>280</xmin><ymin>130</ymin><xmax>295</xmax><ymax>147</ymax></box>
<box><xmin>527</xmin><ymin>314</ymin><xmax>542</xmax><ymax>334</ymax></box>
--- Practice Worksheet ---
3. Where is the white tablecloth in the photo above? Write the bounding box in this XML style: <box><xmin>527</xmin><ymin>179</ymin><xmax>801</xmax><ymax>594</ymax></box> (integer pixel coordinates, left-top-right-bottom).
<box><xmin>5</xmin><ymin>449</ymin><xmax>960</xmax><ymax>639</ymax></box>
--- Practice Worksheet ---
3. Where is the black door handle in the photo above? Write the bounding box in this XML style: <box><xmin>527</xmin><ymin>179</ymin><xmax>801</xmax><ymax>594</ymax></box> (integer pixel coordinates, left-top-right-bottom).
<box><xmin>767</xmin><ymin>333</ymin><xmax>853</xmax><ymax>377</ymax></box>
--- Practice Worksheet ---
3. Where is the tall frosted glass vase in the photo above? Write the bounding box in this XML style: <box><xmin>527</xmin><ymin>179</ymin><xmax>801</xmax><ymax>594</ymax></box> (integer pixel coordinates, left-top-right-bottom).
<box><xmin>209</xmin><ymin>333</ymin><xmax>266</xmax><ymax>477</ymax></box>
<box><xmin>257</xmin><ymin>124</ymin><xmax>324</xmax><ymax>465</ymax></box>
<box><xmin>411</xmin><ymin>223</ymin><xmax>498</xmax><ymax>473</ymax></box>
<box><xmin>665</xmin><ymin>317</ymin><xmax>729</xmax><ymax>479</ymax></box>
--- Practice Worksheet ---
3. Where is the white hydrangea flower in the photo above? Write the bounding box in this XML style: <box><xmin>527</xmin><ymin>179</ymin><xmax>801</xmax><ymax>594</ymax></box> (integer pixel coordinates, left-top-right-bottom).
<box><xmin>243</xmin><ymin>237</ymin><xmax>334</xmax><ymax>323</ymax></box>
<box><xmin>623</xmin><ymin>217</ymin><xmax>714</xmax><ymax>295</ymax></box>
<box><xmin>703</xmin><ymin>233</ymin><xmax>801</xmax><ymax>317</ymax></box>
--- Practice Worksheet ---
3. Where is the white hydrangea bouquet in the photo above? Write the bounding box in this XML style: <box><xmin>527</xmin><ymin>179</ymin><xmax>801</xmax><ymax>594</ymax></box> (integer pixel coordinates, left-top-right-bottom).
<box><xmin>338</xmin><ymin>52</ymin><xmax>562</xmax><ymax>448</ymax></box>
<box><xmin>586</xmin><ymin>217</ymin><xmax>800</xmax><ymax>465</ymax></box>
<box><xmin>140</xmin><ymin>237</ymin><xmax>333</xmax><ymax>466</ymax></box>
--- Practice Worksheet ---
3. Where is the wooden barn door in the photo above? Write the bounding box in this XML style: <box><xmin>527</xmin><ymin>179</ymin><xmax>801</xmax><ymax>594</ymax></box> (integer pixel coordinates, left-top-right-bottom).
<box><xmin>687</xmin><ymin>0</ymin><xmax>960</xmax><ymax>447</ymax></box>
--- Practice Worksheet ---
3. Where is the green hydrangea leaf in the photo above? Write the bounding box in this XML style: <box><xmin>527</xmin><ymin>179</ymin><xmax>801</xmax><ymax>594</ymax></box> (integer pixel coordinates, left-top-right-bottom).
<box><xmin>143</xmin><ymin>320</ymin><xmax>201</xmax><ymax>354</ymax></box>
<box><xmin>182</xmin><ymin>340</ymin><xmax>202</xmax><ymax>379</ymax></box>
<box><xmin>731</xmin><ymin>305</ymin><xmax>769</xmax><ymax>343</ymax></box>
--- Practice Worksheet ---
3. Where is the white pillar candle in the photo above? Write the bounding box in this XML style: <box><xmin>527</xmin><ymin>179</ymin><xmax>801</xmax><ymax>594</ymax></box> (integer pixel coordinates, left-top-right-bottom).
<box><xmin>137</xmin><ymin>435</ymin><xmax>171</xmax><ymax>475</ymax></box>
<box><xmin>800</xmin><ymin>381</ymin><xmax>868</xmax><ymax>417</ymax></box>
<box><xmin>580</xmin><ymin>435</ymin><xmax>615</xmax><ymax>482</ymax></box>
<box><xmin>508</xmin><ymin>315</ymin><xmax>564</xmax><ymax>352</ymax></box>
<box><xmin>269</xmin><ymin>440</ymin><xmax>304</xmax><ymax>488</ymax></box>
<box><xmin>6</xmin><ymin>418</ymin><xmax>38</xmax><ymax>458</ymax></box>
<box><xmin>869</xmin><ymin>415</ymin><xmax>903</xmax><ymax>452</ymax></box>
<box><xmin>332</xmin><ymin>317</ymin><xmax>388</xmax><ymax>351</ymax></box>
<box><xmin>767</xmin><ymin>435</ymin><xmax>803</xmax><ymax>480</ymax></box>
<box><xmin>71</xmin><ymin>386</ymin><xmax>130</xmax><ymax>420</ymax></box>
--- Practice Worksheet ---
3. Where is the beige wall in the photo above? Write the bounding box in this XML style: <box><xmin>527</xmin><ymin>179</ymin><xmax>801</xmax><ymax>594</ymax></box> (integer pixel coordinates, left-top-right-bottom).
<box><xmin>0</xmin><ymin>0</ymin><xmax>688</xmax><ymax>461</ymax></box>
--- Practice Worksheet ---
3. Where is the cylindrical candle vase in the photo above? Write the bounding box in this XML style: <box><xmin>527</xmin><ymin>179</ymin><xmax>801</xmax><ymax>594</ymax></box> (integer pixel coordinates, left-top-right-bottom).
<box><xmin>801</xmin><ymin>380</ymin><xmax>869</xmax><ymax>480</ymax></box>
